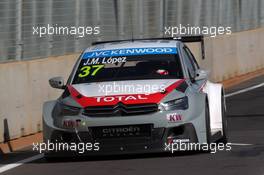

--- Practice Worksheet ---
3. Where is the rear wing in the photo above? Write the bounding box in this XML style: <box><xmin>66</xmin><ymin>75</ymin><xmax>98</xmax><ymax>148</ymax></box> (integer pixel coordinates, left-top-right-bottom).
<box><xmin>92</xmin><ymin>35</ymin><xmax>205</xmax><ymax>60</ymax></box>
<box><xmin>172</xmin><ymin>35</ymin><xmax>205</xmax><ymax>60</ymax></box>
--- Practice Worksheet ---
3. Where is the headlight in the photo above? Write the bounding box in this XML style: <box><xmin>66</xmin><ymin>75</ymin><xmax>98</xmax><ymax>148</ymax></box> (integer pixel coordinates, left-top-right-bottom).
<box><xmin>159</xmin><ymin>96</ymin><xmax>188</xmax><ymax>111</ymax></box>
<box><xmin>53</xmin><ymin>102</ymin><xmax>81</xmax><ymax>117</ymax></box>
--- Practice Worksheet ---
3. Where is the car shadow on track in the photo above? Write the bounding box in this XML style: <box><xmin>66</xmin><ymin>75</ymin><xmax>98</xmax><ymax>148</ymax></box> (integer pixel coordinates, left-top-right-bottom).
<box><xmin>36</xmin><ymin>151</ymin><xmax>206</xmax><ymax>164</ymax></box>
<box><xmin>0</xmin><ymin>149</ymin><xmax>40</xmax><ymax>165</ymax></box>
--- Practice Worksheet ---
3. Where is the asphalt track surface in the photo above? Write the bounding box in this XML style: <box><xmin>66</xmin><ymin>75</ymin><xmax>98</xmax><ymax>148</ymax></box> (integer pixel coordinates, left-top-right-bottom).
<box><xmin>1</xmin><ymin>75</ymin><xmax>264</xmax><ymax>175</ymax></box>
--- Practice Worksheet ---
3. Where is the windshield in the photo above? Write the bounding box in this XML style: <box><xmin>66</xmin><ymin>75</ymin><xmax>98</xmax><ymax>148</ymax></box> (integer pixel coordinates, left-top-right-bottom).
<box><xmin>72</xmin><ymin>47</ymin><xmax>183</xmax><ymax>84</ymax></box>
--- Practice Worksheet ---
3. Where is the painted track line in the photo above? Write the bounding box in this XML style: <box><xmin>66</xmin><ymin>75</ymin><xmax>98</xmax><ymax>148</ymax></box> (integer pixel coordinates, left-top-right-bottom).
<box><xmin>0</xmin><ymin>154</ymin><xmax>43</xmax><ymax>174</ymax></box>
<box><xmin>225</xmin><ymin>82</ymin><xmax>264</xmax><ymax>98</ymax></box>
<box><xmin>230</xmin><ymin>143</ymin><xmax>254</xmax><ymax>146</ymax></box>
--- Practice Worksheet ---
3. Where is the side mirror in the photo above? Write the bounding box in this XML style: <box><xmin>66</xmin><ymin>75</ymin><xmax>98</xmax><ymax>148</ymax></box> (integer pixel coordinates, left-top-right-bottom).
<box><xmin>49</xmin><ymin>77</ymin><xmax>65</xmax><ymax>89</ymax></box>
<box><xmin>195</xmin><ymin>69</ymin><xmax>208</xmax><ymax>81</ymax></box>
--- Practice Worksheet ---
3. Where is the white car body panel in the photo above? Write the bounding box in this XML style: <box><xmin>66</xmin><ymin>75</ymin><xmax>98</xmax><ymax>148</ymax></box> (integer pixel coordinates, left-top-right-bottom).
<box><xmin>203</xmin><ymin>81</ymin><xmax>223</xmax><ymax>134</ymax></box>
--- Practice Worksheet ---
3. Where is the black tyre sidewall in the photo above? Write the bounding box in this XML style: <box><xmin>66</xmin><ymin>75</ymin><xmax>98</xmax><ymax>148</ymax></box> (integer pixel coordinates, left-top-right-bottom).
<box><xmin>205</xmin><ymin>98</ymin><xmax>211</xmax><ymax>144</ymax></box>
<box><xmin>220</xmin><ymin>93</ymin><xmax>228</xmax><ymax>143</ymax></box>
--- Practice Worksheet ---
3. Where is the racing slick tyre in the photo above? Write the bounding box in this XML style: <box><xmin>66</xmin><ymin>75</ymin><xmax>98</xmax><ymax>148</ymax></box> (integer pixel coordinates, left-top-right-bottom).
<box><xmin>218</xmin><ymin>93</ymin><xmax>228</xmax><ymax>144</ymax></box>
<box><xmin>205</xmin><ymin>98</ymin><xmax>212</xmax><ymax>145</ymax></box>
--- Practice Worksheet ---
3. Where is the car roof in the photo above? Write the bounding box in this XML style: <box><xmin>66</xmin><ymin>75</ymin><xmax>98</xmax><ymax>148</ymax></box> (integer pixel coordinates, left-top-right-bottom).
<box><xmin>84</xmin><ymin>40</ymin><xmax>180</xmax><ymax>52</ymax></box>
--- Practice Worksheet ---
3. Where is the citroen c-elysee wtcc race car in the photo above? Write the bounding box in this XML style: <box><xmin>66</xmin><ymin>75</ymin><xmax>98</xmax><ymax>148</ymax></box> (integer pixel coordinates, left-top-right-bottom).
<box><xmin>43</xmin><ymin>36</ymin><xmax>228</xmax><ymax>158</ymax></box>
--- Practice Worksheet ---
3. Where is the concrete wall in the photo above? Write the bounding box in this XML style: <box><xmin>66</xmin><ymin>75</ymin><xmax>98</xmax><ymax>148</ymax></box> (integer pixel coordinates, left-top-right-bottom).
<box><xmin>202</xmin><ymin>28</ymin><xmax>264</xmax><ymax>81</ymax></box>
<box><xmin>0</xmin><ymin>55</ymin><xmax>79</xmax><ymax>142</ymax></box>
<box><xmin>1</xmin><ymin>28</ymin><xmax>264</xmax><ymax>143</ymax></box>
<box><xmin>185</xmin><ymin>28</ymin><xmax>264</xmax><ymax>82</ymax></box>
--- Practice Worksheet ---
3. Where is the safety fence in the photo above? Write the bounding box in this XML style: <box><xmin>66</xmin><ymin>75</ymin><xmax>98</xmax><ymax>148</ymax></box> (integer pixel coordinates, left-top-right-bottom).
<box><xmin>0</xmin><ymin>0</ymin><xmax>264</xmax><ymax>61</ymax></box>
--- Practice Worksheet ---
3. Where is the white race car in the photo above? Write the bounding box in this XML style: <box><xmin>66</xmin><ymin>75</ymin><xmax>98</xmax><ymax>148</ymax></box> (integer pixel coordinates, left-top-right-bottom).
<box><xmin>43</xmin><ymin>36</ymin><xmax>228</xmax><ymax>157</ymax></box>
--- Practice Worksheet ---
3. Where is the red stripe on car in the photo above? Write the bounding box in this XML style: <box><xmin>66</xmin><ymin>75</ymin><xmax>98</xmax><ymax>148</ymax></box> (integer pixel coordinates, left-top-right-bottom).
<box><xmin>68</xmin><ymin>79</ymin><xmax>185</xmax><ymax>107</ymax></box>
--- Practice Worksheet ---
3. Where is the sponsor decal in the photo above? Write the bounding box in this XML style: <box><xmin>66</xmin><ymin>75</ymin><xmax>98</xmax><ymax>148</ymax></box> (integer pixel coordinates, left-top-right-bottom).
<box><xmin>83</xmin><ymin>56</ymin><xmax>126</xmax><ymax>65</ymax></box>
<box><xmin>62</xmin><ymin>119</ymin><xmax>86</xmax><ymax>128</ymax></box>
<box><xmin>95</xmin><ymin>94</ymin><xmax>148</xmax><ymax>102</ymax></box>
<box><xmin>102</xmin><ymin>126</ymin><xmax>141</xmax><ymax>137</ymax></box>
<box><xmin>82</xmin><ymin>47</ymin><xmax>177</xmax><ymax>59</ymax></box>
<box><xmin>166</xmin><ymin>113</ymin><xmax>182</xmax><ymax>122</ymax></box>
<box><xmin>78</xmin><ymin>64</ymin><xmax>105</xmax><ymax>78</ymax></box>
<box><xmin>172</xmin><ymin>138</ymin><xmax>190</xmax><ymax>143</ymax></box>
<box><xmin>92</xmin><ymin>125</ymin><xmax>151</xmax><ymax>138</ymax></box>
<box><xmin>167</xmin><ymin>137</ymin><xmax>190</xmax><ymax>144</ymax></box>
<box><xmin>68</xmin><ymin>79</ymin><xmax>185</xmax><ymax>107</ymax></box>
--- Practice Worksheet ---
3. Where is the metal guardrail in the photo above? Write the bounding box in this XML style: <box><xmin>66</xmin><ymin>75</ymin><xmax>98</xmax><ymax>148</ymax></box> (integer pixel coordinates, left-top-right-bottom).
<box><xmin>0</xmin><ymin>0</ymin><xmax>264</xmax><ymax>61</ymax></box>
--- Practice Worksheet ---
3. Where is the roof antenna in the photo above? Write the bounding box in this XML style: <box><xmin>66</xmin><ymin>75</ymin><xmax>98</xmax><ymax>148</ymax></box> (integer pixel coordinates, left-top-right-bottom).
<box><xmin>130</xmin><ymin>6</ymin><xmax>134</xmax><ymax>42</ymax></box>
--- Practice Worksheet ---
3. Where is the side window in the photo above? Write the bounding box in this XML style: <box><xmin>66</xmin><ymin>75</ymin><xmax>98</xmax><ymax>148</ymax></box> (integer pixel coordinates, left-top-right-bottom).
<box><xmin>182</xmin><ymin>47</ymin><xmax>196</xmax><ymax>79</ymax></box>
<box><xmin>184</xmin><ymin>46</ymin><xmax>200</xmax><ymax>70</ymax></box>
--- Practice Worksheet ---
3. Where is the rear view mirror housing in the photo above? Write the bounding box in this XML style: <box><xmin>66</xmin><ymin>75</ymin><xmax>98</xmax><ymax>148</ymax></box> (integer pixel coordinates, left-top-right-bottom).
<box><xmin>49</xmin><ymin>77</ymin><xmax>65</xmax><ymax>89</ymax></box>
<box><xmin>195</xmin><ymin>69</ymin><xmax>209</xmax><ymax>81</ymax></box>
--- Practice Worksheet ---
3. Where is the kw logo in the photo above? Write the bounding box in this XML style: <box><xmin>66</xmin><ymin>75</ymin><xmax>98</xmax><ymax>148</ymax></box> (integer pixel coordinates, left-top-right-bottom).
<box><xmin>166</xmin><ymin>113</ymin><xmax>182</xmax><ymax>122</ymax></box>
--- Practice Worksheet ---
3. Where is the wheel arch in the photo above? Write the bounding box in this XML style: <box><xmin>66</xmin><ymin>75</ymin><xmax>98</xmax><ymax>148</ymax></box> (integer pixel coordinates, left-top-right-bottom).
<box><xmin>203</xmin><ymin>81</ymin><xmax>224</xmax><ymax>133</ymax></box>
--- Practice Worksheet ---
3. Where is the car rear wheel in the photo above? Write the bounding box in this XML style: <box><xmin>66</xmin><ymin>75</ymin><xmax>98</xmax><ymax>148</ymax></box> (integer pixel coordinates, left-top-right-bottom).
<box><xmin>205</xmin><ymin>99</ymin><xmax>211</xmax><ymax>144</ymax></box>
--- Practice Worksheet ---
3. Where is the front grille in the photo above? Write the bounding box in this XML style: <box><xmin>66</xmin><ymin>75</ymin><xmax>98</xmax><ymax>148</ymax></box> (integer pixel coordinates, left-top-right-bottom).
<box><xmin>82</xmin><ymin>103</ymin><xmax>158</xmax><ymax>117</ymax></box>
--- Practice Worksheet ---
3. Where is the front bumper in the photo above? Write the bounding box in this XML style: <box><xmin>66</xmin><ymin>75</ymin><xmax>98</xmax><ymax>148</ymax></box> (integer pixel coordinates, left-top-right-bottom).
<box><xmin>44</xmin><ymin>123</ymin><xmax>198</xmax><ymax>157</ymax></box>
<box><xmin>43</xmin><ymin>101</ymin><xmax>207</xmax><ymax>157</ymax></box>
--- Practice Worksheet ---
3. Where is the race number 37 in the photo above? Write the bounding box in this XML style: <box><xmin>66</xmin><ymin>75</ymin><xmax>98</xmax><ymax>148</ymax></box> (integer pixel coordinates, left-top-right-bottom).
<box><xmin>78</xmin><ymin>64</ymin><xmax>104</xmax><ymax>78</ymax></box>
